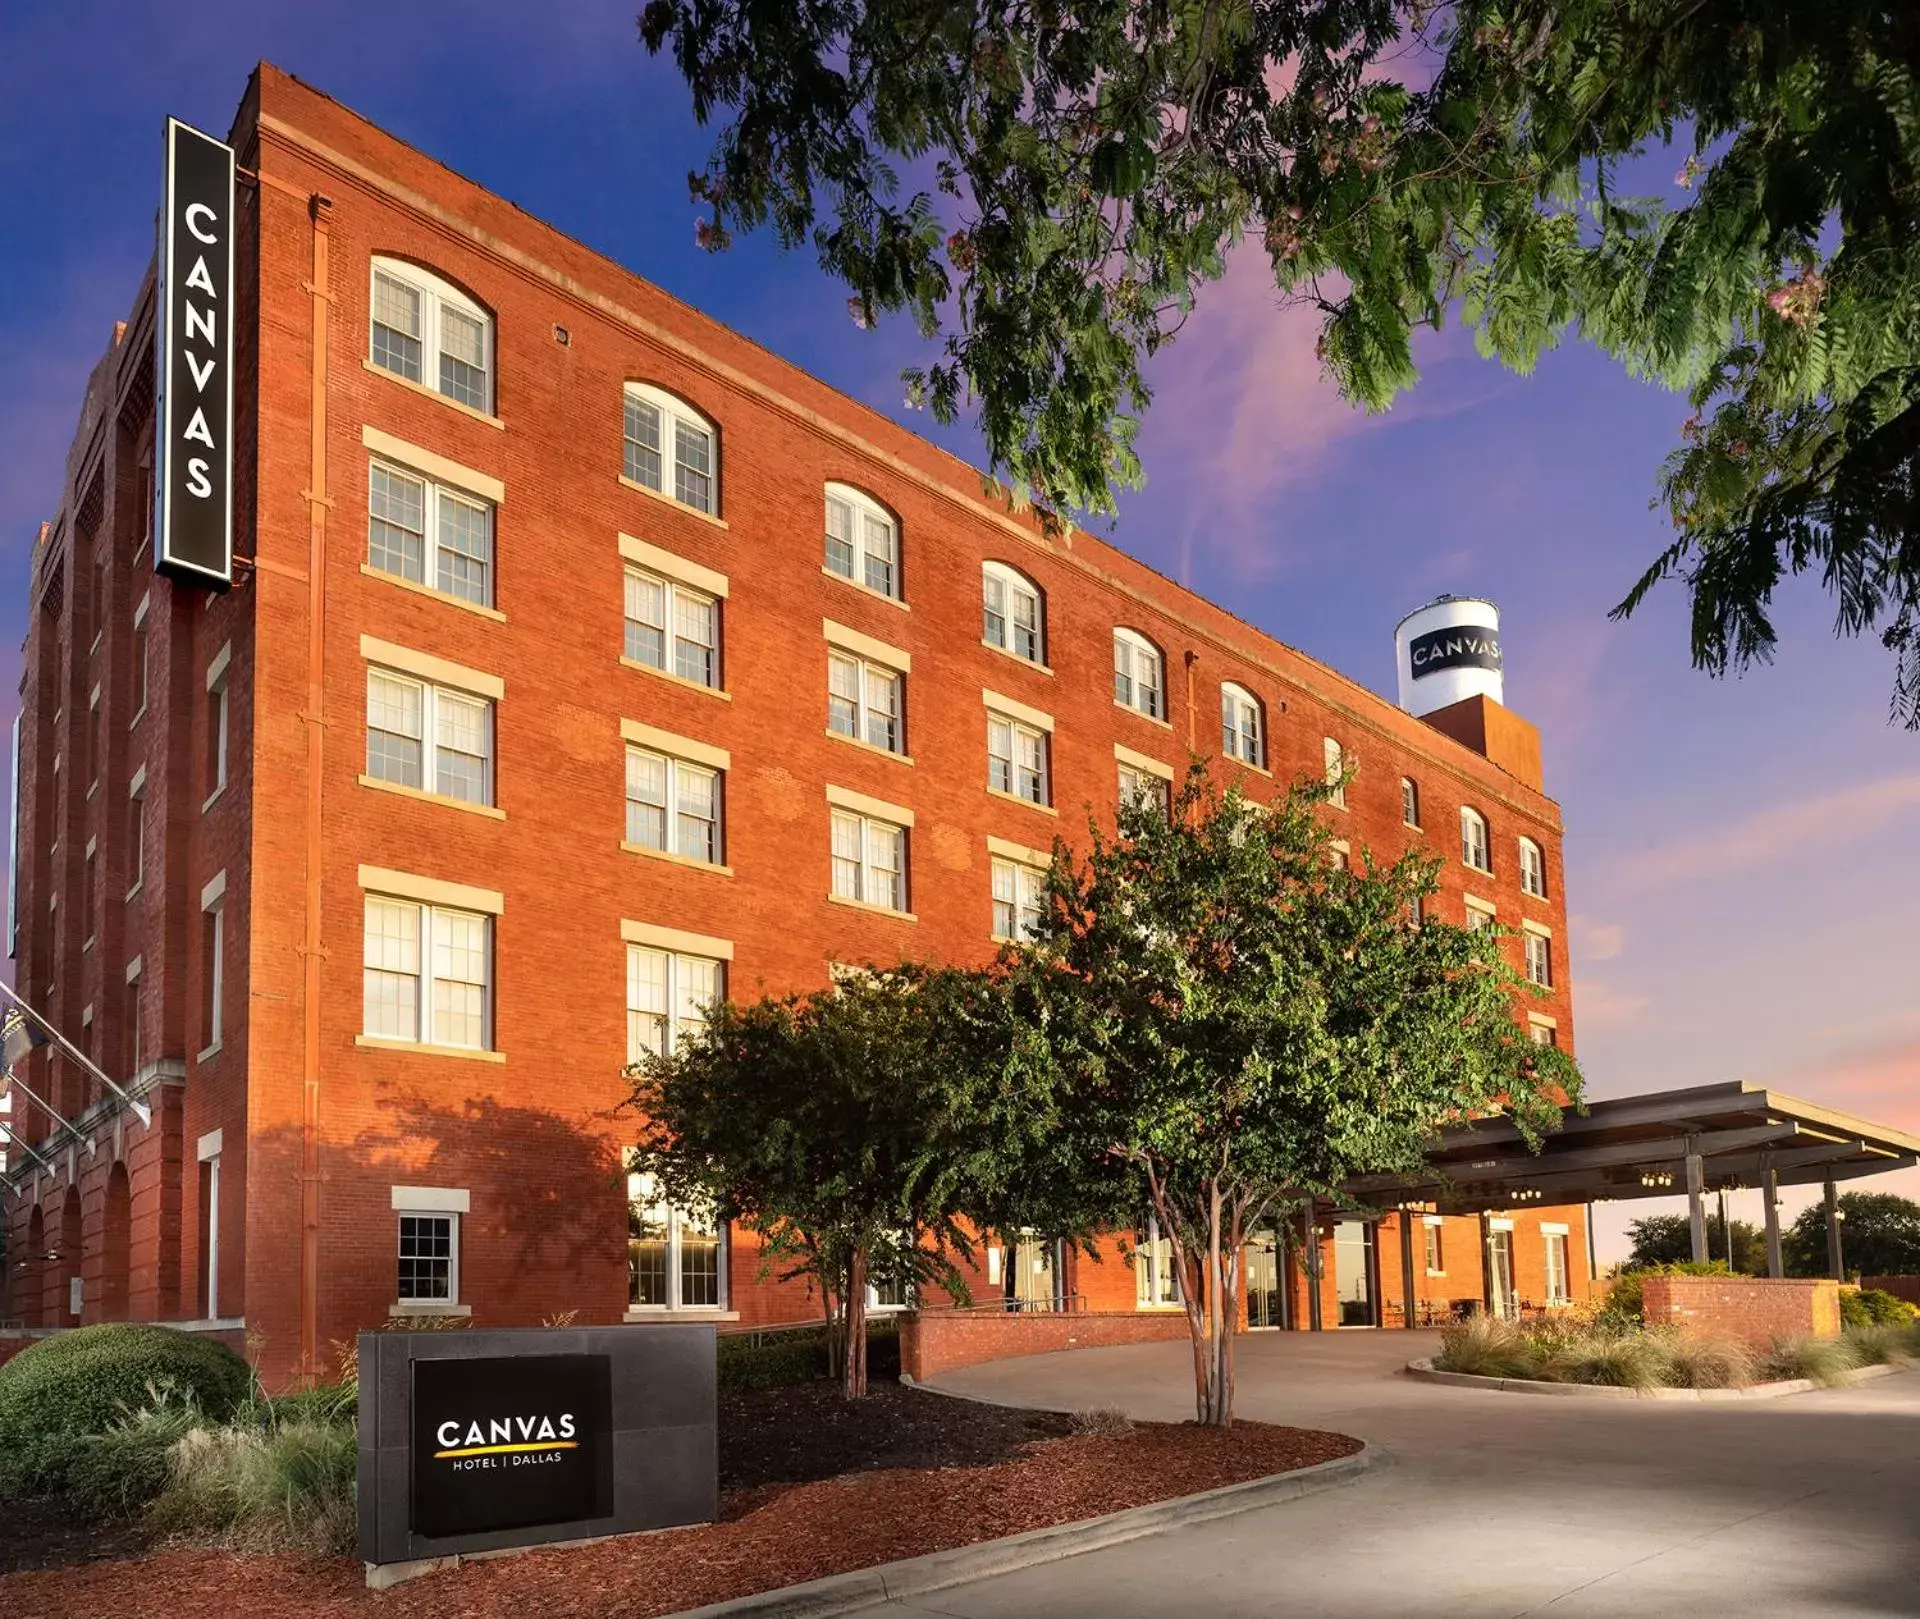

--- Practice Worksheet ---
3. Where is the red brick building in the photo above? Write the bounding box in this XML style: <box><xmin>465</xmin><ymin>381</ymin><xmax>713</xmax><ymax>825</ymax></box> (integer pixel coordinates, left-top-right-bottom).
<box><xmin>1</xmin><ymin>67</ymin><xmax>1589</xmax><ymax>1389</ymax></box>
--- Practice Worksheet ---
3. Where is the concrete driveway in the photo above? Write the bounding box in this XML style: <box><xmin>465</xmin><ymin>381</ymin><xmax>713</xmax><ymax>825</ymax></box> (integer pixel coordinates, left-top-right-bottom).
<box><xmin>880</xmin><ymin>1331</ymin><xmax>1920</xmax><ymax>1618</ymax></box>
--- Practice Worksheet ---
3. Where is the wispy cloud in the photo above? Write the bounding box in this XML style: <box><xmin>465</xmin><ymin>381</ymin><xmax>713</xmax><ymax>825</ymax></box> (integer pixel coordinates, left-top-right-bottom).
<box><xmin>1618</xmin><ymin>774</ymin><xmax>1920</xmax><ymax>894</ymax></box>
<box><xmin>1570</xmin><ymin>977</ymin><xmax>1649</xmax><ymax>1030</ymax></box>
<box><xmin>1570</xmin><ymin>915</ymin><xmax>1626</xmax><ymax>962</ymax></box>
<box><xmin>1772</xmin><ymin>1037</ymin><xmax>1920</xmax><ymax>1135</ymax></box>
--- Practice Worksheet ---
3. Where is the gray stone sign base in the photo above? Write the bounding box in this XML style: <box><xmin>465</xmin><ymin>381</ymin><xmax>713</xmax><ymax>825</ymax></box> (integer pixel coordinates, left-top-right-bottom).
<box><xmin>1404</xmin><ymin>1356</ymin><xmax>1907</xmax><ymax>1399</ymax></box>
<box><xmin>663</xmin><ymin>1445</ymin><xmax>1377</xmax><ymax>1619</ymax></box>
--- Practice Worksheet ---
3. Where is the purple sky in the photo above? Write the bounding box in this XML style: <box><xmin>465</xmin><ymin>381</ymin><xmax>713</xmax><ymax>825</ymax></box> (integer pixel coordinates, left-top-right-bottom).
<box><xmin>5</xmin><ymin>1</ymin><xmax>1916</xmax><ymax>1261</ymax></box>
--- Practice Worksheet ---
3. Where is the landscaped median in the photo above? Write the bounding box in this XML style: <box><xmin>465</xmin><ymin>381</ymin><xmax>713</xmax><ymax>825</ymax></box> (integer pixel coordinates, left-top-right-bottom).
<box><xmin>0</xmin><ymin>1325</ymin><xmax>1365</xmax><ymax>1619</ymax></box>
<box><xmin>1408</xmin><ymin>1312</ymin><xmax>1920</xmax><ymax>1399</ymax></box>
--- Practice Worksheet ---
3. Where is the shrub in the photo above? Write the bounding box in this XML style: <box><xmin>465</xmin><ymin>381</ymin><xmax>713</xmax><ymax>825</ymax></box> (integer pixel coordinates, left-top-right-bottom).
<box><xmin>1533</xmin><ymin>1328</ymin><xmax>1672</xmax><ymax>1390</ymax></box>
<box><xmin>1841</xmin><ymin>1288</ymin><xmax>1919</xmax><ymax>1330</ymax></box>
<box><xmin>0</xmin><ymin>1325</ymin><xmax>252</xmax><ymax>1499</ymax></box>
<box><xmin>1660</xmin><ymin>1331</ymin><xmax>1759</xmax><ymax>1390</ymax></box>
<box><xmin>148</xmin><ymin>1417</ymin><xmax>358</xmax><ymax>1554</ymax></box>
<box><xmin>61</xmin><ymin>1390</ymin><xmax>207</xmax><ymax>1521</ymax></box>
<box><xmin>717</xmin><ymin>1317</ymin><xmax>901</xmax><ymax>1393</ymax></box>
<box><xmin>1841</xmin><ymin>1322</ymin><xmax>1920</xmax><ymax>1367</ymax></box>
<box><xmin>259</xmin><ymin>1383</ymin><xmax>358</xmax><ymax>1427</ymax></box>
<box><xmin>1765</xmin><ymin>1335</ymin><xmax>1862</xmax><ymax>1387</ymax></box>
<box><xmin>1432</xmin><ymin>1315</ymin><xmax>1539</xmax><ymax>1380</ymax></box>
<box><xmin>1068</xmin><ymin>1406</ymin><xmax>1134</xmax><ymax>1436</ymax></box>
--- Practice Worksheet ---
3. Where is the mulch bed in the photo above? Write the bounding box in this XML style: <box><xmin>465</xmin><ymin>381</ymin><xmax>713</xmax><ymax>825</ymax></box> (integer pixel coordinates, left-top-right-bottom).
<box><xmin>1</xmin><ymin>1384</ymin><xmax>1358</xmax><ymax>1619</ymax></box>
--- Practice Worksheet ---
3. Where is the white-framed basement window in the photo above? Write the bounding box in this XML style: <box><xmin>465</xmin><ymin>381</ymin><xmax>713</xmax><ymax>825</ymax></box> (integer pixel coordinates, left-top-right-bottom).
<box><xmin>824</xmin><ymin>483</ymin><xmax>900</xmax><ymax>600</ymax></box>
<box><xmin>623</xmin><ymin>383</ymin><xmax>717</xmax><ymax>515</ymax></box>
<box><xmin>369</xmin><ymin>258</ymin><xmax>493</xmax><ymax>413</ymax></box>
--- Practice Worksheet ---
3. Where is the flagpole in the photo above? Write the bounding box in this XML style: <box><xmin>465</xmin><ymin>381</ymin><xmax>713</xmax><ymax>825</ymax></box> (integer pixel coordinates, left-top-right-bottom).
<box><xmin>0</xmin><ymin>980</ymin><xmax>150</xmax><ymax>1130</ymax></box>
<box><xmin>1</xmin><ymin>1069</ymin><xmax>92</xmax><ymax>1154</ymax></box>
<box><xmin>0</xmin><ymin>1117</ymin><xmax>54</xmax><ymax>1174</ymax></box>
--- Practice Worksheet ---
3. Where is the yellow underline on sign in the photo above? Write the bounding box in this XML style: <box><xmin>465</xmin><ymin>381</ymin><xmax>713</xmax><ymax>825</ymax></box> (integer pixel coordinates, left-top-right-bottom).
<box><xmin>433</xmin><ymin>1441</ymin><xmax>580</xmax><ymax>1459</ymax></box>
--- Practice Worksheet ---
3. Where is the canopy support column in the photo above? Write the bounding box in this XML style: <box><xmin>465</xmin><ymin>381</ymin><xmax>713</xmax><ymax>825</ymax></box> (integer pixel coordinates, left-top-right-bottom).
<box><xmin>1304</xmin><ymin>1199</ymin><xmax>1323</xmax><ymax>1332</ymax></box>
<box><xmin>1763</xmin><ymin>1160</ymin><xmax>1784</xmax><ymax>1279</ymax></box>
<box><xmin>1686</xmin><ymin>1136</ymin><xmax>1708</xmax><ymax>1263</ymax></box>
<box><xmin>1399</xmin><ymin>1207</ymin><xmax>1417</xmax><ymax>1330</ymax></box>
<box><xmin>1824</xmin><ymin>1176</ymin><xmax>1845</xmax><ymax>1280</ymax></box>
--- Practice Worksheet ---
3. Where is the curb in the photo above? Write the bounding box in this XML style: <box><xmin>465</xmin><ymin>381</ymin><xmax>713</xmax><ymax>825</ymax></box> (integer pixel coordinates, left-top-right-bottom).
<box><xmin>1403</xmin><ymin>1357</ymin><xmax>1910</xmax><ymax>1401</ymax></box>
<box><xmin>664</xmin><ymin>1443</ymin><xmax>1378</xmax><ymax>1619</ymax></box>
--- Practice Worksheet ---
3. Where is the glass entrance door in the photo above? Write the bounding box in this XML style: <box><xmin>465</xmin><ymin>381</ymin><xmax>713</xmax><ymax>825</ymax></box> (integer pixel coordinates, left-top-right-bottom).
<box><xmin>1334</xmin><ymin>1219</ymin><xmax>1377</xmax><ymax>1327</ymax></box>
<box><xmin>1245</xmin><ymin>1232</ymin><xmax>1282</xmax><ymax>1329</ymax></box>
<box><xmin>1486</xmin><ymin>1226</ymin><xmax>1516</xmax><ymax>1319</ymax></box>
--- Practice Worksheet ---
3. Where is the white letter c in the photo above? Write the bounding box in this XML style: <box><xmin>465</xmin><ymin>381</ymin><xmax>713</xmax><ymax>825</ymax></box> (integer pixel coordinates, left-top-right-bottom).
<box><xmin>185</xmin><ymin>203</ymin><xmax>219</xmax><ymax>244</ymax></box>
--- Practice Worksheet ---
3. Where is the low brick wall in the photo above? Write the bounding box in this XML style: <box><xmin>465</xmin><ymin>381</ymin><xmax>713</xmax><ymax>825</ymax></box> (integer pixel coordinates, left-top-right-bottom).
<box><xmin>1640</xmin><ymin>1275</ymin><xmax>1840</xmax><ymax>1348</ymax></box>
<box><xmin>900</xmin><ymin>1309</ymin><xmax>1191</xmax><ymax>1382</ymax></box>
<box><xmin>0</xmin><ymin>1333</ymin><xmax>47</xmax><ymax>1370</ymax></box>
<box><xmin>1861</xmin><ymin>1276</ymin><xmax>1920</xmax><ymax>1308</ymax></box>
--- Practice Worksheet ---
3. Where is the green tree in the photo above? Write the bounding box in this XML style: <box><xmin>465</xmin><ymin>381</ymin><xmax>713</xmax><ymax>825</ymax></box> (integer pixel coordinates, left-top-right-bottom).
<box><xmin>642</xmin><ymin>0</ymin><xmax>1920</xmax><ymax>723</ymax></box>
<box><xmin>1627</xmin><ymin>1212</ymin><xmax>1767</xmax><ymax>1272</ymax></box>
<box><xmin>1785</xmin><ymin>1191</ymin><xmax>1920</xmax><ymax>1280</ymax></box>
<box><xmin>624</xmin><ymin>963</ymin><xmax>1054</xmax><ymax>1397</ymax></box>
<box><xmin>1011</xmin><ymin>763</ymin><xmax>1578</xmax><ymax>1426</ymax></box>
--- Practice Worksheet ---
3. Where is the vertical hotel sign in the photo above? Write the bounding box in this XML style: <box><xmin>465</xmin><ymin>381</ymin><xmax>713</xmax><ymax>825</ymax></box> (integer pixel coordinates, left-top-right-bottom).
<box><xmin>155</xmin><ymin>117</ymin><xmax>235</xmax><ymax>588</ymax></box>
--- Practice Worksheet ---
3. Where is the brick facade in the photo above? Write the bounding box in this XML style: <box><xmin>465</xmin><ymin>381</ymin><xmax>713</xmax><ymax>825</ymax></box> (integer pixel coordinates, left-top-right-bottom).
<box><xmin>1639</xmin><ymin>1275</ymin><xmax>1842</xmax><ymax>1349</ymax></box>
<box><xmin>4</xmin><ymin>65</ymin><xmax>1586</xmax><ymax>1389</ymax></box>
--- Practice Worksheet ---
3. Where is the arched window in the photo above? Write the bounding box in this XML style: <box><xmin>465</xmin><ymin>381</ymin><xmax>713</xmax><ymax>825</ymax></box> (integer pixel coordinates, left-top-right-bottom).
<box><xmin>1113</xmin><ymin>628</ymin><xmax>1165</xmax><ymax>720</ymax></box>
<box><xmin>982</xmin><ymin>561</ymin><xmax>1044</xmax><ymax>663</ymax></box>
<box><xmin>1323</xmin><ymin>737</ymin><xmax>1349</xmax><ymax>808</ymax></box>
<box><xmin>1221</xmin><ymin>683</ymin><xmax>1263</xmax><ymax>765</ymax></box>
<box><xmin>624</xmin><ymin>384</ymin><xmax>718</xmax><ymax>515</ymax></box>
<box><xmin>369</xmin><ymin>257</ymin><xmax>493</xmax><ymax>412</ymax></box>
<box><xmin>1518</xmin><ymin>837</ymin><xmax>1546</xmax><ymax>898</ymax></box>
<box><xmin>1460</xmin><ymin>806</ymin><xmax>1491</xmax><ymax>873</ymax></box>
<box><xmin>1401</xmin><ymin>777</ymin><xmax>1421</xmax><ymax>828</ymax></box>
<box><xmin>824</xmin><ymin>483</ymin><xmax>900</xmax><ymax>599</ymax></box>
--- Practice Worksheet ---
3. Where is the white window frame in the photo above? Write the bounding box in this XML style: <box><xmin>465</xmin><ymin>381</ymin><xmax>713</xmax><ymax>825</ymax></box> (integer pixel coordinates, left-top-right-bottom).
<box><xmin>986</xmin><ymin>710</ymin><xmax>1050</xmax><ymax>805</ymax></box>
<box><xmin>625</xmin><ymin>944</ymin><xmax>725</xmax><ymax>1062</ymax></box>
<box><xmin>361</xmin><ymin>895</ymin><xmax>495</xmax><ymax>1051</ymax></box>
<box><xmin>1118</xmin><ymin>762</ymin><xmax>1170</xmax><ymax>816</ymax></box>
<box><xmin>1543</xmin><ymin>1229</ymin><xmax>1571</xmax><ymax>1304</ymax></box>
<box><xmin>365</xmin><ymin>667</ymin><xmax>495</xmax><ymax>807</ymax></box>
<box><xmin>623</xmin><ymin>383</ymin><xmax>718</xmax><ymax>515</ymax></box>
<box><xmin>392</xmin><ymin>1188</ymin><xmax>469</xmax><ymax>1310</ymax></box>
<box><xmin>626</xmin><ymin>1163</ymin><xmax>729</xmax><ymax>1313</ymax></box>
<box><xmin>982</xmin><ymin>561</ymin><xmax>1044</xmax><ymax>664</ymax></box>
<box><xmin>1401</xmin><ymin>777</ymin><xmax>1420</xmax><ymax>828</ymax></box>
<box><xmin>1113</xmin><ymin>628</ymin><xmax>1166</xmax><ymax>721</ymax></box>
<box><xmin>1323</xmin><ymin>737</ymin><xmax>1348</xmax><ymax>807</ymax></box>
<box><xmin>1135</xmin><ymin>1214</ymin><xmax>1181</xmax><ymax>1307</ymax></box>
<box><xmin>1424</xmin><ymin>1216</ymin><xmax>1446</xmax><ymax>1277</ymax></box>
<box><xmin>624</xmin><ymin>746</ymin><xmax>724</xmax><ymax>865</ymax></box>
<box><xmin>366</xmin><ymin>459</ymin><xmax>496</xmax><ymax>608</ymax></box>
<box><xmin>199</xmin><ymin>871</ymin><xmax>226</xmax><ymax>1060</ymax></box>
<box><xmin>1518</xmin><ymin>837</ymin><xmax>1547</xmax><ymax>898</ymax></box>
<box><xmin>1220</xmin><ymin>683</ymin><xmax>1264</xmax><ymax>766</ymax></box>
<box><xmin>126</xmin><ymin>768</ymin><xmax>146</xmax><ymax>899</ymax></box>
<box><xmin>1524</xmin><ymin>928</ymin><xmax>1553</xmax><ymax>988</ymax></box>
<box><xmin>990</xmin><ymin>855</ymin><xmax>1047</xmax><ymax>942</ymax></box>
<box><xmin>369</xmin><ymin>258</ymin><xmax>494</xmax><ymax>414</ymax></box>
<box><xmin>830</xmin><ymin>808</ymin><xmax>908</xmax><ymax>912</ymax></box>
<box><xmin>1460</xmin><ymin>807</ymin><xmax>1491</xmax><ymax>873</ymax></box>
<box><xmin>624</xmin><ymin>566</ymin><xmax>720</xmax><ymax>689</ymax></box>
<box><xmin>1529</xmin><ymin>1017</ymin><xmax>1559</xmax><ymax>1048</ymax></box>
<box><xmin>204</xmin><ymin>644</ymin><xmax>230</xmax><ymax>809</ymax></box>
<box><xmin>828</xmin><ymin>651</ymin><xmax>905</xmax><ymax>754</ymax></box>
<box><xmin>824</xmin><ymin>483</ymin><xmax>901</xmax><ymax>600</ymax></box>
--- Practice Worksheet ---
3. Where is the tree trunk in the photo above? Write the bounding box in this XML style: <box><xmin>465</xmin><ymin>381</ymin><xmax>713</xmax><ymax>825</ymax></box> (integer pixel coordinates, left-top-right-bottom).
<box><xmin>844</xmin><ymin>1244</ymin><xmax>870</xmax><ymax>1399</ymax></box>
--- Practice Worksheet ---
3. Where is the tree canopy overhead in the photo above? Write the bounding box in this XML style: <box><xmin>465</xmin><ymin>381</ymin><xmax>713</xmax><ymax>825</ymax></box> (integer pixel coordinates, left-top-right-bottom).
<box><xmin>641</xmin><ymin>0</ymin><xmax>1920</xmax><ymax>723</ymax></box>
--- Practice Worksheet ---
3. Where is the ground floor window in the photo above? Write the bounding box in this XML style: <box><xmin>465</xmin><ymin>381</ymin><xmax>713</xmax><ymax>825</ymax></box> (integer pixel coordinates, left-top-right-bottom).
<box><xmin>1135</xmin><ymin>1216</ymin><xmax>1179</xmax><ymax>1306</ymax></box>
<box><xmin>1543</xmin><ymin>1228</ymin><xmax>1571</xmax><ymax>1304</ymax></box>
<box><xmin>628</xmin><ymin>1165</ymin><xmax>726</xmax><ymax>1310</ymax></box>
<box><xmin>1424</xmin><ymin>1217</ymin><xmax>1445</xmax><ymax>1275</ymax></box>
<box><xmin>398</xmin><ymin>1213</ymin><xmax>457</xmax><ymax>1305</ymax></box>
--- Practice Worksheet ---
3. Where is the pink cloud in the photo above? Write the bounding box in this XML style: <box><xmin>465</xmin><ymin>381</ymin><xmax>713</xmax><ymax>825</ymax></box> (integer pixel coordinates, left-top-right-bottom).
<box><xmin>1570</xmin><ymin>914</ymin><xmax>1626</xmax><ymax>962</ymax></box>
<box><xmin>1771</xmin><ymin>1037</ymin><xmax>1920</xmax><ymax>1139</ymax></box>
<box><xmin>1568</xmin><ymin>977</ymin><xmax>1648</xmax><ymax>1029</ymax></box>
<box><xmin>1617</xmin><ymin>774</ymin><xmax>1920</xmax><ymax>893</ymax></box>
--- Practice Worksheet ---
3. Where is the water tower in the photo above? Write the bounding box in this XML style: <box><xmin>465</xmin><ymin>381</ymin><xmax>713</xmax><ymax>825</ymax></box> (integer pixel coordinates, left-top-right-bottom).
<box><xmin>1393</xmin><ymin>596</ymin><xmax>1504</xmax><ymax>718</ymax></box>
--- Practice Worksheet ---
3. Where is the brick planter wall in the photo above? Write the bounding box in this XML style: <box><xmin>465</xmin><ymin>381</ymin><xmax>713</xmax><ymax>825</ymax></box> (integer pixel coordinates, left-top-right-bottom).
<box><xmin>900</xmin><ymin>1309</ymin><xmax>1191</xmax><ymax>1382</ymax></box>
<box><xmin>1640</xmin><ymin>1275</ymin><xmax>1840</xmax><ymax>1348</ymax></box>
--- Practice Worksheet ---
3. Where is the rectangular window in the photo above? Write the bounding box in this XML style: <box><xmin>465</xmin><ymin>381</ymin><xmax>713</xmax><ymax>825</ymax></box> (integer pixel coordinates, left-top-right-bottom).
<box><xmin>365</xmin><ymin>670</ymin><xmax>494</xmax><ymax>805</ymax></box>
<box><xmin>362</xmin><ymin>896</ymin><xmax>492</xmax><ymax>1050</ymax></box>
<box><xmin>82</xmin><ymin>851</ymin><xmax>96</xmax><ymax>942</ymax></box>
<box><xmin>627</xmin><ymin>1165</ymin><xmax>725</xmax><ymax>1311</ymax></box>
<box><xmin>1135</xmin><ymin>1215</ymin><xmax>1179</xmax><ymax>1306</ymax></box>
<box><xmin>1118</xmin><ymin>762</ymin><xmax>1170</xmax><ymax>817</ymax></box>
<box><xmin>1525</xmin><ymin>931</ymin><xmax>1553</xmax><ymax>988</ymax></box>
<box><xmin>397</xmin><ymin>1212</ymin><xmax>457</xmax><ymax>1304</ymax></box>
<box><xmin>1424</xmin><ymin>1221</ymin><xmax>1444</xmax><ymax>1275</ymax></box>
<box><xmin>1520</xmin><ymin>841</ymin><xmax>1547</xmax><ymax>898</ymax></box>
<box><xmin>1323</xmin><ymin>737</ymin><xmax>1347</xmax><ymax>807</ymax></box>
<box><xmin>623</xmin><ymin>394</ymin><xmax>663</xmax><ymax>490</ymax></box>
<box><xmin>991</xmin><ymin>858</ymin><xmax>1046</xmax><ymax>941</ymax></box>
<box><xmin>200</xmin><ymin>902</ymin><xmax>223</xmax><ymax>1054</ymax></box>
<box><xmin>625</xmin><ymin>945</ymin><xmax>722</xmax><ymax>1061</ymax></box>
<box><xmin>132</xmin><ymin>623</ymin><xmax>149</xmax><ymax>721</ymax></box>
<box><xmin>625</xmin><ymin>748</ymin><xmax>722</xmax><ymax>863</ymax></box>
<box><xmin>830</xmin><ymin>809</ymin><xmax>906</xmax><ymax>911</ymax></box>
<box><xmin>983</xmin><ymin>568</ymin><xmax>1043</xmax><ymax>663</ymax></box>
<box><xmin>367</xmin><ymin>461</ymin><xmax>495</xmax><ymax>607</ymax></box>
<box><xmin>1529</xmin><ymin>1021</ymin><xmax>1558</xmax><ymax>1048</ymax></box>
<box><xmin>624</xmin><ymin>568</ymin><xmax>719</xmax><ymax>689</ymax></box>
<box><xmin>1544</xmin><ymin>1232</ymin><xmax>1570</xmax><ymax>1304</ymax></box>
<box><xmin>827</xmin><ymin>653</ymin><xmax>904</xmax><ymax>754</ymax></box>
<box><xmin>987</xmin><ymin>713</ymin><xmax>1049</xmax><ymax>804</ymax></box>
<box><xmin>1401</xmin><ymin>778</ymin><xmax>1420</xmax><ymax>828</ymax></box>
<box><xmin>437</xmin><ymin>305</ymin><xmax>489</xmax><ymax>410</ymax></box>
<box><xmin>371</xmin><ymin>270</ymin><xmax>425</xmax><ymax>383</ymax></box>
<box><xmin>1466</xmin><ymin>903</ymin><xmax>1494</xmax><ymax>933</ymax></box>
<box><xmin>205</xmin><ymin>681</ymin><xmax>227</xmax><ymax>802</ymax></box>
<box><xmin>125</xmin><ymin>972</ymin><xmax>142</xmax><ymax>1075</ymax></box>
<box><xmin>87</xmin><ymin>701</ymin><xmax>103</xmax><ymax>790</ymax></box>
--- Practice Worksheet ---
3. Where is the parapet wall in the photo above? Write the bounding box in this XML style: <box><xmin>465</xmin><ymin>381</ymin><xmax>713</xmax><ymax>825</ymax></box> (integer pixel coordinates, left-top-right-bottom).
<box><xmin>1640</xmin><ymin>1275</ymin><xmax>1840</xmax><ymax>1348</ymax></box>
<box><xmin>899</xmin><ymin>1309</ymin><xmax>1190</xmax><ymax>1383</ymax></box>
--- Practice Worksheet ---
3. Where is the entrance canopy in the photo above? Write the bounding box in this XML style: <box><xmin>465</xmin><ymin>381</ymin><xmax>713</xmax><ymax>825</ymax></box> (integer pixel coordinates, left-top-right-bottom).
<box><xmin>1346</xmin><ymin>1081</ymin><xmax>1920</xmax><ymax>1216</ymax></box>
